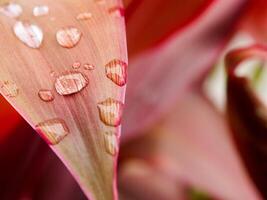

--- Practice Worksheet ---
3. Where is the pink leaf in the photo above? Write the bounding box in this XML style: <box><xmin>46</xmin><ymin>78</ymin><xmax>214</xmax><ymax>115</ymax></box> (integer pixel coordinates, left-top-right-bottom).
<box><xmin>122</xmin><ymin>0</ymin><xmax>247</xmax><ymax>141</ymax></box>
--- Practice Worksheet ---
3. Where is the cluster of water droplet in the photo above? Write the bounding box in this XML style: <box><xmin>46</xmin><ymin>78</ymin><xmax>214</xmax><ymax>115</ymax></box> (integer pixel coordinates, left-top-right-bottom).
<box><xmin>0</xmin><ymin>1</ymin><xmax>126</xmax><ymax>154</ymax></box>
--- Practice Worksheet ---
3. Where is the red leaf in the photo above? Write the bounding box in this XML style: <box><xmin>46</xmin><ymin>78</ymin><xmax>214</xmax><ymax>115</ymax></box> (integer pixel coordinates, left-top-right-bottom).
<box><xmin>123</xmin><ymin>0</ymin><xmax>247</xmax><ymax>141</ymax></box>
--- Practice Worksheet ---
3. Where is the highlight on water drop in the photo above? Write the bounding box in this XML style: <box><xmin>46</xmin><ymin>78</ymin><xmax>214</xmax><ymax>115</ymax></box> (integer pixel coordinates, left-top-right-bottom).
<box><xmin>13</xmin><ymin>21</ymin><xmax>43</xmax><ymax>49</ymax></box>
<box><xmin>56</xmin><ymin>27</ymin><xmax>82</xmax><ymax>48</ymax></box>
<box><xmin>0</xmin><ymin>3</ymin><xmax>22</xmax><ymax>18</ymax></box>
<box><xmin>76</xmin><ymin>12</ymin><xmax>92</xmax><ymax>21</ymax></box>
<box><xmin>33</xmin><ymin>5</ymin><xmax>49</xmax><ymax>17</ymax></box>
<box><xmin>97</xmin><ymin>98</ymin><xmax>124</xmax><ymax>127</ymax></box>
<box><xmin>105</xmin><ymin>59</ymin><xmax>127</xmax><ymax>86</ymax></box>
<box><xmin>36</xmin><ymin>118</ymin><xmax>69</xmax><ymax>145</ymax></box>
<box><xmin>84</xmin><ymin>63</ymin><xmax>95</xmax><ymax>70</ymax></box>
<box><xmin>54</xmin><ymin>71</ymin><xmax>88</xmax><ymax>95</ymax></box>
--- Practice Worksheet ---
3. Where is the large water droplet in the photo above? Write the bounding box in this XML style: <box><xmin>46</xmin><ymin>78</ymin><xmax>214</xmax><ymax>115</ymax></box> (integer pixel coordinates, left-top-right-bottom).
<box><xmin>103</xmin><ymin>132</ymin><xmax>118</xmax><ymax>156</ymax></box>
<box><xmin>38</xmin><ymin>89</ymin><xmax>54</xmax><ymax>102</ymax></box>
<box><xmin>76</xmin><ymin>12</ymin><xmax>92</xmax><ymax>21</ymax></box>
<box><xmin>0</xmin><ymin>3</ymin><xmax>22</xmax><ymax>18</ymax></box>
<box><xmin>97</xmin><ymin>98</ymin><xmax>123</xmax><ymax>127</ymax></box>
<box><xmin>55</xmin><ymin>71</ymin><xmax>88</xmax><ymax>95</ymax></box>
<box><xmin>33</xmin><ymin>5</ymin><xmax>49</xmax><ymax>17</ymax></box>
<box><xmin>56</xmin><ymin>27</ymin><xmax>82</xmax><ymax>48</ymax></box>
<box><xmin>84</xmin><ymin>63</ymin><xmax>95</xmax><ymax>70</ymax></box>
<box><xmin>36</xmin><ymin>118</ymin><xmax>69</xmax><ymax>145</ymax></box>
<box><xmin>105</xmin><ymin>59</ymin><xmax>127</xmax><ymax>86</ymax></box>
<box><xmin>1</xmin><ymin>81</ymin><xmax>19</xmax><ymax>97</ymax></box>
<box><xmin>13</xmin><ymin>21</ymin><xmax>43</xmax><ymax>48</ymax></box>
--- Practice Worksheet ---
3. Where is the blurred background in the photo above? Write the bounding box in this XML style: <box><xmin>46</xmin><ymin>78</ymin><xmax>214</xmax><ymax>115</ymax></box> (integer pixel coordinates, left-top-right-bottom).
<box><xmin>2</xmin><ymin>0</ymin><xmax>267</xmax><ymax>200</ymax></box>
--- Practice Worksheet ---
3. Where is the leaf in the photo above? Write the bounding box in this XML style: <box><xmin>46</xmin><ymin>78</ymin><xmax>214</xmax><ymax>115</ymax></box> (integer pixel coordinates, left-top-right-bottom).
<box><xmin>0</xmin><ymin>121</ymin><xmax>86</xmax><ymax>200</ymax></box>
<box><xmin>122</xmin><ymin>0</ymin><xmax>246</xmax><ymax>141</ymax></box>
<box><xmin>120</xmin><ymin>90</ymin><xmax>261</xmax><ymax>200</ymax></box>
<box><xmin>0</xmin><ymin>95</ymin><xmax>21</xmax><ymax>142</ymax></box>
<box><xmin>226</xmin><ymin>45</ymin><xmax>267</xmax><ymax>198</ymax></box>
<box><xmin>0</xmin><ymin>0</ymin><xmax>127</xmax><ymax>199</ymax></box>
<box><xmin>125</xmin><ymin>0</ymin><xmax>212</xmax><ymax>56</ymax></box>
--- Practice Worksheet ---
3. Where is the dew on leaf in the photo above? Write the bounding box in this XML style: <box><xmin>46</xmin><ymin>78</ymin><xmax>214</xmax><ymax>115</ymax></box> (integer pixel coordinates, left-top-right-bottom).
<box><xmin>84</xmin><ymin>63</ymin><xmax>95</xmax><ymax>70</ymax></box>
<box><xmin>0</xmin><ymin>3</ymin><xmax>22</xmax><ymax>18</ymax></box>
<box><xmin>1</xmin><ymin>81</ymin><xmax>19</xmax><ymax>97</ymax></box>
<box><xmin>108</xmin><ymin>7</ymin><xmax>124</xmax><ymax>17</ymax></box>
<box><xmin>36</xmin><ymin>118</ymin><xmax>69</xmax><ymax>145</ymax></box>
<box><xmin>13</xmin><ymin>21</ymin><xmax>43</xmax><ymax>48</ymax></box>
<box><xmin>55</xmin><ymin>71</ymin><xmax>88</xmax><ymax>95</ymax></box>
<box><xmin>38</xmin><ymin>89</ymin><xmax>54</xmax><ymax>102</ymax></box>
<box><xmin>33</xmin><ymin>5</ymin><xmax>49</xmax><ymax>17</ymax></box>
<box><xmin>76</xmin><ymin>12</ymin><xmax>92</xmax><ymax>21</ymax></box>
<box><xmin>103</xmin><ymin>132</ymin><xmax>118</xmax><ymax>156</ymax></box>
<box><xmin>105</xmin><ymin>59</ymin><xmax>127</xmax><ymax>86</ymax></box>
<box><xmin>97</xmin><ymin>98</ymin><xmax>123</xmax><ymax>127</ymax></box>
<box><xmin>56</xmin><ymin>27</ymin><xmax>82</xmax><ymax>48</ymax></box>
<box><xmin>72</xmin><ymin>61</ymin><xmax>81</xmax><ymax>69</ymax></box>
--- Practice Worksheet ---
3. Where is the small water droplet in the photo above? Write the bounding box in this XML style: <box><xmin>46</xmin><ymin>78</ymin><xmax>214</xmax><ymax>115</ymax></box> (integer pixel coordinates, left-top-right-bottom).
<box><xmin>72</xmin><ymin>61</ymin><xmax>81</xmax><ymax>69</ymax></box>
<box><xmin>56</xmin><ymin>27</ymin><xmax>82</xmax><ymax>48</ymax></box>
<box><xmin>33</xmin><ymin>5</ymin><xmax>49</xmax><ymax>17</ymax></box>
<box><xmin>38</xmin><ymin>89</ymin><xmax>54</xmax><ymax>102</ymax></box>
<box><xmin>0</xmin><ymin>3</ymin><xmax>22</xmax><ymax>18</ymax></box>
<box><xmin>36</xmin><ymin>118</ymin><xmax>69</xmax><ymax>145</ymax></box>
<box><xmin>13</xmin><ymin>21</ymin><xmax>43</xmax><ymax>48</ymax></box>
<box><xmin>55</xmin><ymin>71</ymin><xmax>88</xmax><ymax>95</ymax></box>
<box><xmin>105</xmin><ymin>59</ymin><xmax>127</xmax><ymax>86</ymax></box>
<box><xmin>103</xmin><ymin>132</ymin><xmax>118</xmax><ymax>156</ymax></box>
<box><xmin>76</xmin><ymin>12</ymin><xmax>92</xmax><ymax>21</ymax></box>
<box><xmin>50</xmin><ymin>71</ymin><xmax>56</xmax><ymax>77</ymax></box>
<box><xmin>1</xmin><ymin>81</ymin><xmax>19</xmax><ymax>97</ymax></box>
<box><xmin>84</xmin><ymin>63</ymin><xmax>95</xmax><ymax>70</ymax></box>
<box><xmin>97</xmin><ymin>98</ymin><xmax>123</xmax><ymax>127</ymax></box>
<box><xmin>108</xmin><ymin>7</ymin><xmax>124</xmax><ymax>17</ymax></box>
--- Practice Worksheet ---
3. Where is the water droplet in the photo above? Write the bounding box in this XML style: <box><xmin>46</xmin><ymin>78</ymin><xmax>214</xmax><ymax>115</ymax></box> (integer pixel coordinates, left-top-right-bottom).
<box><xmin>55</xmin><ymin>71</ymin><xmax>88</xmax><ymax>95</ymax></box>
<box><xmin>13</xmin><ymin>21</ymin><xmax>43</xmax><ymax>49</ymax></box>
<box><xmin>103</xmin><ymin>132</ymin><xmax>118</xmax><ymax>156</ymax></box>
<box><xmin>38</xmin><ymin>89</ymin><xmax>54</xmax><ymax>102</ymax></box>
<box><xmin>105</xmin><ymin>59</ymin><xmax>127</xmax><ymax>86</ymax></box>
<box><xmin>84</xmin><ymin>63</ymin><xmax>95</xmax><ymax>70</ymax></box>
<box><xmin>50</xmin><ymin>71</ymin><xmax>56</xmax><ymax>77</ymax></box>
<box><xmin>72</xmin><ymin>61</ymin><xmax>81</xmax><ymax>69</ymax></box>
<box><xmin>97</xmin><ymin>98</ymin><xmax>123</xmax><ymax>127</ymax></box>
<box><xmin>76</xmin><ymin>12</ymin><xmax>92</xmax><ymax>21</ymax></box>
<box><xmin>1</xmin><ymin>81</ymin><xmax>19</xmax><ymax>97</ymax></box>
<box><xmin>33</xmin><ymin>5</ymin><xmax>49</xmax><ymax>17</ymax></box>
<box><xmin>108</xmin><ymin>7</ymin><xmax>124</xmax><ymax>17</ymax></box>
<box><xmin>0</xmin><ymin>3</ymin><xmax>22</xmax><ymax>18</ymax></box>
<box><xmin>56</xmin><ymin>27</ymin><xmax>82</xmax><ymax>48</ymax></box>
<box><xmin>36</xmin><ymin>118</ymin><xmax>69</xmax><ymax>145</ymax></box>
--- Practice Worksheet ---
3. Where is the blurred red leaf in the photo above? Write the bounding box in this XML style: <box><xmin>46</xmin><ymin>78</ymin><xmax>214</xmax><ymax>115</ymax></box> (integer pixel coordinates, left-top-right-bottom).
<box><xmin>0</xmin><ymin>95</ymin><xmax>21</xmax><ymax>142</ymax></box>
<box><xmin>120</xmin><ymin>89</ymin><xmax>261</xmax><ymax>200</ymax></box>
<box><xmin>123</xmin><ymin>0</ymin><xmax>247</xmax><ymax>141</ymax></box>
